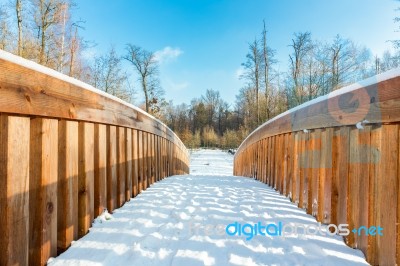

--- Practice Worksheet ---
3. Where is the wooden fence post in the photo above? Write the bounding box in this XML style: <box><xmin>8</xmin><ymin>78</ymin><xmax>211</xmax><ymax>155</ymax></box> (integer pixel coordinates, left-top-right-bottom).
<box><xmin>106</xmin><ymin>125</ymin><xmax>117</xmax><ymax>212</ymax></box>
<box><xmin>57</xmin><ymin>120</ymin><xmax>79</xmax><ymax>253</ymax></box>
<box><xmin>94</xmin><ymin>124</ymin><xmax>107</xmax><ymax>217</ymax></box>
<box><xmin>29</xmin><ymin>118</ymin><xmax>58</xmax><ymax>265</ymax></box>
<box><xmin>78</xmin><ymin>122</ymin><xmax>94</xmax><ymax>238</ymax></box>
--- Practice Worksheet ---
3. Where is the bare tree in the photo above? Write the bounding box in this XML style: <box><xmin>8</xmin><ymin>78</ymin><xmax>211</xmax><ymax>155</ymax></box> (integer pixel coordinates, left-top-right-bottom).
<box><xmin>329</xmin><ymin>35</ymin><xmax>371</xmax><ymax>90</ymax></box>
<box><xmin>242</xmin><ymin>38</ymin><xmax>262</xmax><ymax>124</ymax></box>
<box><xmin>288</xmin><ymin>31</ymin><xmax>312</xmax><ymax>107</ymax></box>
<box><xmin>56</xmin><ymin>1</ymin><xmax>68</xmax><ymax>72</ymax></box>
<box><xmin>15</xmin><ymin>0</ymin><xmax>23</xmax><ymax>56</ymax></box>
<box><xmin>0</xmin><ymin>5</ymin><xmax>11</xmax><ymax>51</ymax></box>
<box><xmin>202</xmin><ymin>88</ymin><xmax>222</xmax><ymax>127</ymax></box>
<box><xmin>32</xmin><ymin>0</ymin><xmax>64</xmax><ymax>65</ymax></box>
<box><xmin>261</xmin><ymin>20</ymin><xmax>276</xmax><ymax>119</ymax></box>
<box><xmin>68</xmin><ymin>24</ymin><xmax>78</xmax><ymax>76</ymax></box>
<box><xmin>92</xmin><ymin>46</ymin><xmax>130</xmax><ymax>101</ymax></box>
<box><xmin>124</xmin><ymin>44</ymin><xmax>161</xmax><ymax>113</ymax></box>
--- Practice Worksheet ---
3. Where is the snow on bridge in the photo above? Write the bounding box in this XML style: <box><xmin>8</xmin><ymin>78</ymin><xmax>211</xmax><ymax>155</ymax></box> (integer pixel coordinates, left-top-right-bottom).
<box><xmin>49</xmin><ymin>149</ymin><xmax>368</xmax><ymax>266</ymax></box>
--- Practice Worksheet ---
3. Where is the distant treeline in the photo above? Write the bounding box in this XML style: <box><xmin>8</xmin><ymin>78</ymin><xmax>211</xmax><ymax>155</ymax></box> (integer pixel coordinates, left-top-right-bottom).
<box><xmin>1</xmin><ymin>2</ymin><xmax>399</xmax><ymax>149</ymax></box>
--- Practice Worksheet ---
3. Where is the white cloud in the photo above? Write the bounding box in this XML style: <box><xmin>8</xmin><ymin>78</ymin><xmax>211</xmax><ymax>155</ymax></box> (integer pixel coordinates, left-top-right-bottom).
<box><xmin>154</xmin><ymin>46</ymin><xmax>183</xmax><ymax>64</ymax></box>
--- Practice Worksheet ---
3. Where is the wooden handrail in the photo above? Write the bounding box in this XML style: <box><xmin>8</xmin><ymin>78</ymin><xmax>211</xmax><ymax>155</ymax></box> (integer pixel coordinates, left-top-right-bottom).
<box><xmin>0</xmin><ymin>50</ymin><xmax>189</xmax><ymax>265</ymax></box>
<box><xmin>234</xmin><ymin>69</ymin><xmax>400</xmax><ymax>266</ymax></box>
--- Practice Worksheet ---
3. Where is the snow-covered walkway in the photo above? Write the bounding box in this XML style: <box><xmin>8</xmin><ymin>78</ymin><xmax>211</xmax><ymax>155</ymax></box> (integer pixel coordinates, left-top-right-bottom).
<box><xmin>50</xmin><ymin>149</ymin><xmax>368</xmax><ymax>266</ymax></box>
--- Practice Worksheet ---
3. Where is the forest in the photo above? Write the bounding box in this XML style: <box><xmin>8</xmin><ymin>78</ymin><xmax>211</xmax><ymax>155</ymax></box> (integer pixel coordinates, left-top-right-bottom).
<box><xmin>1</xmin><ymin>1</ymin><xmax>399</xmax><ymax>149</ymax></box>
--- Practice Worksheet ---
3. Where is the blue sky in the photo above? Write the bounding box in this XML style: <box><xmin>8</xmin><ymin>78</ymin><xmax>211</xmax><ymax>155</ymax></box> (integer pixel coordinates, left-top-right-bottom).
<box><xmin>74</xmin><ymin>0</ymin><xmax>399</xmax><ymax>106</ymax></box>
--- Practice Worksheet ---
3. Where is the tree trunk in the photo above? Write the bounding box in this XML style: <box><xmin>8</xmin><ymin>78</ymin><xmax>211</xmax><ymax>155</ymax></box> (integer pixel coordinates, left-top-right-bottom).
<box><xmin>16</xmin><ymin>0</ymin><xmax>23</xmax><ymax>56</ymax></box>
<box><xmin>142</xmin><ymin>76</ymin><xmax>149</xmax><ymax>113</ymax></box>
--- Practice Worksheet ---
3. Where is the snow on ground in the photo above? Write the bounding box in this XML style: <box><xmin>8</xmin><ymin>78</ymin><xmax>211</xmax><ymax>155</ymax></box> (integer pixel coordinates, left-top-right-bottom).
<box><xmin>189</xmin><ymin>149</ymin><xmax>233</xmax><ymax>176</ymax></box>
<box><xmin>49</xmin><ymin>149</ymin><xmax>368</xmax><ymax>266</ymax></box>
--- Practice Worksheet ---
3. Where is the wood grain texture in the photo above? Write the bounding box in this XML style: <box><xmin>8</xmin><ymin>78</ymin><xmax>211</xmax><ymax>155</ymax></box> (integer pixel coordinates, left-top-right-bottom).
<box><xmin>138</xmin><ymin>131</ymin><xmax>144</xmax><ymax>193</ymax></box>
<box><xmin>150</xmin><ymin>134</ymin><xmax>155</xmax><ymax>185</ymax></box>
<box><xmin>143</xmin><ymin>132</ymin><xmax>149</xmax><ymax>189</ymax></box>
<box><xmin>94</xmin><ymin>124</ymin><xmax>107</xmax><ymax>217</ymax></box>
<box><xmin>29</xmin><ymin>118</ymin><xmax>58</xmax><ymax>265</ymax></box>
<box><xmin>348</xmin><ymin>126</ymin><xmax>371</xmax><ymax>253</ymax></box>
<box><xmin>292</xmin><ymin>132</ymin><xmax>301</xmax><ymax>206</ymax></box>
<box><xmin>78</xmin><ymin>122</ymin><xmax>94</xmax><ymax>238</ymax></box>
<box><xmin>331</xmin><ymin>127</ymin><xmax>350</xmax><ymax>227</ymax></box>
<box><xmin>370</xmin><ymin>125</ymin><xmax>398</xmax><ymax>265</ymax></box>
<box><xmin>132</xmin><ymin>130</ymin><xmax>139</xmax><ymax>196</ymax></box>
<box><xmin>107</xmin><ymin>125</ymin><xmax>117</xmax><ymax>212</ymax></box>
<box><xmin>0</xmin><ymin>115</ymin><xmax>30</xmax><ymax>266</ymax></box>
<box><xmin>126</xmin><ymin>128</ymin><xmax>132</xmax><ymax>200</ymax></box>
<box><xmin>318</xmin><ymin>128</ymin><xmax>333</xmax><ymax>224</ymax></box>
<box><xmin>57</xmin><ymin>120</ymin><xmax>78</xmax><ymax>253</ymax></box>
<box><xmin>309</xmin><ymin>129</ymin><xmax>321</xmax><ymax>217</ymax></box>
<box><xmin>117</xmin><ymin>127</ymin><xmax>126</xmax><ymax>207</ymax></box>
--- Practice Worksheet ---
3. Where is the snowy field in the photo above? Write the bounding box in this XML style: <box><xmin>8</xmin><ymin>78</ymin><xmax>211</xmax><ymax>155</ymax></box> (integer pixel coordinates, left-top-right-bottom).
<box><xmin>50</xmin><ymin>149</ymin><xmax>368</xmax><ymax>266</ymax></box>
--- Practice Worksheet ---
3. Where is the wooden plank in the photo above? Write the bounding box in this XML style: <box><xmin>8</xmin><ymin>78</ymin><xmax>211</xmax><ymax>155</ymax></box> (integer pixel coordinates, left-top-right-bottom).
<box><xmin>29</xmin><ymin>118</ymin><xmax>58</xmax><ymax>265</ymax></box>
<box><xmin>286</xmin><ymin>133</ymin><xmax>294</xmax><ymax>198</ymax></box>
<box><xmin>150</xmin><ymin>133</ymin><xmax>155</xmax><ymax>185</ymax></box>
<box><xmin>156</xmin><ymin>136</ymin><xmax>160</xmax><ymax>181</ymax></box>
<box><xmin>257</xmin><ymin>141</ymin><xmax>261</xmax><ymax>181</ymax></box>
<box><xmin>261</xmin><ymin>139</ymin><xmax>266</xmax><ymax>183</ymax></box>
<box><xmin>398</xmin><ymin>140</ymin><xmax>400</xmax><ymax>266</ymax></box>
<box><xmin>369</xmin><ymin>124</ymin><xmax>398</xmax><ymax>265</ymax></box>
<box><xmin>0</xmin><ymin>115</ymin><xmax>30</xmax><ymax>266</ymax></box>
<box><xmin>282</xmin><ymin>134</ymin><xmax>288</xmax><ymax>195</ymax></box>
<box><xmin>331</xmin><ymin>127</ymin><xmax>350</xmax><ymax>227</ymax></box>
<box><xmin>94</xmin><ymin>124</ymin><xmax>107</xmax><ymax>217</ymax></box>
<box><xmin>273</xmin><ymin>136</ymin><xmax>279</xmax><ymax>189</ymax></box>
<box><xmin>106</xmin><ymin>125</ymin><xmax>117</xmax><ymax>212</ymax></box>
<box><xmin>318</xmin><ymin>128</ymin><xmax>333</xmax><ymax>224</ymax></box>
<box><xmin>160</xmin><ymin>136</ymin><xmax>163</xmax><ymax>179</ymax></box>
<box><xmin>138</xmin><ymin>131</ymin><xmax>144</xmax><ymax>192</ymax></box>
<box><xmin>309</xmin><ymin>129</ymin><xmax>321</xmax><ymax>218</ymax></box>
<box><xmin>266</xmin><ymin>137</ymin><xmax>271</xmax><ymax>185</ymax></box>
<box><xmin>300</xmin><ymin>131</ymin><xmax>310</xmax><ymax>211</ymax></box>
<box><xmin>292</xmin><ymin>132</ymin><xmax>301</xmax><ymax>206</ymax></box>
<box><xmin>255</xmin><ymin>144</ymin><xmax>259</xmax><ymax>179</ymax></box>
<box><xmin>78</xmin><ymin>122</ymin><xmax>94</xmax><ymax>238</ymax></box>
<box><xmin>126</xmin><ymin>128</ymin><xmax>132</xmax><ymax>200</ymax></box>
<box><xmin>348</xmin><ymin>126</ymin><xmax>371</xmax><ymax>253</ymax></box>
<box><xmin>117</xmin><ymin>127</ymin><xmax>126</xmax><ymax>207</ymax></box>
<box><xmin>164</xmin><ymin>138</ymin><xmax>168</xmax><ymax>178</ymax></box>
<box><xmin>167</xmin><ymin>141</ymin><xmax>171</xmax><ymax>176</ymax></box>
<box><xmin>143</xmin><ymin>132</ymin><xmax>149</xmax><ymax>189</ymax></box>
<box><xmin>57</xmin><ymin>120</ymin><xmax>79</xmax><ymax>253</ymax></box>
<box><xmin>132</xmin><ymin>129</ymin><xmax>139</xmax><ymax>197</ymax></box>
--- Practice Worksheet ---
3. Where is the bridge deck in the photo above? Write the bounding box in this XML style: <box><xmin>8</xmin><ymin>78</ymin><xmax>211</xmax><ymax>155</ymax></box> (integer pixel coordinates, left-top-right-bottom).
<box><xmin>50</xmin><ymin>150</ymin><xmax>368</xmax><ymax>266</ymax></box>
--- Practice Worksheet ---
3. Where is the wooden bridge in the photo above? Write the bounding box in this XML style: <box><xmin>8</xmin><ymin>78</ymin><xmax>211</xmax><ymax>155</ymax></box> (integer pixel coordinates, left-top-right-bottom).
<box><xmin>0</xmin><ymin>50</ymin><xmax>399</xmax><ymax>265</ymax></box>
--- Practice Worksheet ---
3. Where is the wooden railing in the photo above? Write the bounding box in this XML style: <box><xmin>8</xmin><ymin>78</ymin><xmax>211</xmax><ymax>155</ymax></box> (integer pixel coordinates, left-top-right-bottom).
<box><xmin>234</xmin><ymin>69</ymin><xmax>400</xmax><ymax>266</ymax></box>
<box><xmin>0</xmin><ymin>50</ymin><xmax>189</xmax><ymax>266</ymax></box>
